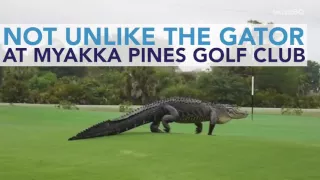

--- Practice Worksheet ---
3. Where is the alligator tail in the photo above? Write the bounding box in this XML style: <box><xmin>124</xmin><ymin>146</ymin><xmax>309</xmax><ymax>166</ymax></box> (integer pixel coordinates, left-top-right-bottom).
<box><xmin>68</xmin><ymin>115</ymin><xmax>151</xmax><ymax>141</ymax></box>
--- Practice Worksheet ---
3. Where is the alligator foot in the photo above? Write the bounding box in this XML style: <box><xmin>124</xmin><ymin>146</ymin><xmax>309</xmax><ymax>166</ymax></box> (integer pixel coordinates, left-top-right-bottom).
<box><xmin>151</xmin><ymin>128</ymin><xmax>163</xmax><ymax>133</ymax></box>
<box><xmin>196</xmin><ymin>128</ymin><xmax>202</xmax><ymax>134</ymax></box>
<box><xmin>163</xmin><ymin>128</ymin><xmax>170</xmax><ymax>133</ymax></box>
<box><xmin>208</xmin><ymin>134</ymin><xmax>216</xmax><ymax>136</ymax></box>
<box><xmin>195</xmin><ymin>122</ymin><xmax>202</xmax><ymax>134</ymax></box>
<box><xmin>150</xmin><ymin>121</ymin><xmax>163</xmax><ymax>133</ymax></box>
<box><xmin>208</xmin><ymin>123</ymin><xmax>216</xmax><ymax>136</ymax></box>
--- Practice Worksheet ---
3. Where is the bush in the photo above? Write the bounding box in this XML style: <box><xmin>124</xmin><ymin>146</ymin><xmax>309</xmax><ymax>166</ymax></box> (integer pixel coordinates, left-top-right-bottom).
<box><xmin>119</xmin><ymin>101</ymin><xmax>133</xmax><ymax>112</ymax></box>
<box><xmin>55</xmin><ymin>100</ymin><xmax>79</xmax><ymax>110</ymax></box>
<box><xmin>281</xmin><ymin>107</ymin><xmax>292</xmax><ymax>115</ymax></box>
<box><xmin>255</xmin><ymin>89</ymin><xmax>294</xmax><ymax>108</ymax></box>
<box><xmin>29</xmin><ymin>72</ymin><xmax>57</xmax><ymax>91</ymax></box>
<box><xmin>293</xmin><ymin>108</ymin><xmax>303</xmax><ymax>116</ymax></box>
<box><xmin>281</xmin><ymin>107</ymin><xmax>303</xmax><ymax>116</ymax></box>
<box><xmin>297</xmin><ymin>95</ymin><xmax>320</xmax><ymax>108</ymax></box>
<box><xmin>1</xmin><ymin>78</ymin><xmax>30</xmax><ymax>103</ymax></box>
<box><xmin>159</xmin><ymin>84</ymin><xmax>204</xmax><ymax>99</ymax></box>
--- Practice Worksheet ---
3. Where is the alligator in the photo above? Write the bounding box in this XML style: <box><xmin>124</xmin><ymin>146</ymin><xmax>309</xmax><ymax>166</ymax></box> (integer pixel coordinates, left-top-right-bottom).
<box><xmin>68</xmin><ymin>97</ymin><xmax>248</xmax><ymax>141</ymax></box>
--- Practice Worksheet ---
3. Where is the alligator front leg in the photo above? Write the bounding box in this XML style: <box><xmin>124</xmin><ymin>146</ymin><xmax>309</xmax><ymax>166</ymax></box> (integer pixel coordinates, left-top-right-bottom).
<box><xmin>208</xmin><ymin>109</ymin><xmax>218</xmax><ymax>135</ymax></box>
<box><xmin>161</xmin><ymin>104</ymin><xmax>180</xmax><ymax>133</ymax></box>
<box><xmin>195</xmin><ymin>122</ymin><xmax>202</xmax><ymax>134</ymax></box>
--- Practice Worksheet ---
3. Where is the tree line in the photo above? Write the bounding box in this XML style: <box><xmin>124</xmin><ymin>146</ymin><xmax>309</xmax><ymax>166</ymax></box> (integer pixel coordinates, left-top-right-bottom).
<box><xmin>0</xmin><ymin>61</ymin><xmax>319</xmax><ymax>108</ymax></box>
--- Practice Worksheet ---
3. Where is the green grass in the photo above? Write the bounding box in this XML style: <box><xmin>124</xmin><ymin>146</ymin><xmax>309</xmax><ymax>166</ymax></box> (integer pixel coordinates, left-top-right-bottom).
<box><xmin>1</xmin><ymin>106</ymin><xmax>320</xmax><ymax>180</ymax></box>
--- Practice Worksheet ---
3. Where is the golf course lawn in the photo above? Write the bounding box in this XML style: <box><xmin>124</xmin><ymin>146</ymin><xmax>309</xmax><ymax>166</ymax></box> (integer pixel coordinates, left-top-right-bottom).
<box><xmin>0</xmin><ymin>105</ymin><xmax>320</xmax><ymax>180</ymax></box>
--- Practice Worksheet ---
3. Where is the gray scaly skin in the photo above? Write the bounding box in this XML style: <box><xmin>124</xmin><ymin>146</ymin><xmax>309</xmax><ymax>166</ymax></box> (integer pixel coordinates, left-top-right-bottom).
<box><xmin>68</xmin><ymin>97</ymin><xmax>248</xmax><ymax>141</ymax></box>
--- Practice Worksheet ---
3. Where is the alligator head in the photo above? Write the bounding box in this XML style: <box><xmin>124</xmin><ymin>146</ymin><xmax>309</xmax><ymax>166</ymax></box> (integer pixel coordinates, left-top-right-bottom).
<box><xmin>214</xmin><ymin>104</ymin><xmax>248</xmax><ymax>124</ymax></box>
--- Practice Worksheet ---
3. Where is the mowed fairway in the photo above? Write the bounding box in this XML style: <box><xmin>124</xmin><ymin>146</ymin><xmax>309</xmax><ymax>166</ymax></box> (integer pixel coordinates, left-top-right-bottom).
<box><xmin>1</xmin><ymin>106</ymin><xmax>320</xmax><ymax>180</ymax></box>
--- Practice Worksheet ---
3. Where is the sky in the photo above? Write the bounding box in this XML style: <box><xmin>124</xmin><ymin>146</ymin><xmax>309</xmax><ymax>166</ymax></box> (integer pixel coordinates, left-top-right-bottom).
<box><xmin>0</xmin><ymin>0</ymin><xmax>319</xmax><ymax>70</ymax></box>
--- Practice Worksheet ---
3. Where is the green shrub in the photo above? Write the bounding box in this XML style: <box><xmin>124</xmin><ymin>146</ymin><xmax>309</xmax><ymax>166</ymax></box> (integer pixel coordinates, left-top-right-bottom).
<box><xmin>159</xmin><ymin>84</ymin><xmax>204</xmax><ymax>99</ymax></box>
<box><xmin>119</xmin><ymin>101</ymin><xmax>133</xmax><ymax>112</ymax></box>
<box><xmin>281</xmin><ymin>107</ymin><xmax>303</xmax><ymax>116</ymax></box>
<box><xmin>293</xmin><ymin>108</ymin><xmax>303</xmax><ymax>116</ymax></box>
<box><xmin>56</xmin><ymin>100</ymin><xmax>79</xmax><ymax>110</ymax></box>
<box><xmin>298</xmin><ymin>95</ymin><xmax>320</xmax><ymax>108</ymax></box>
<box><xmin>281</xmin><ymin>107</ymin><xmax>292</xmax><ymax>115</ymax></box>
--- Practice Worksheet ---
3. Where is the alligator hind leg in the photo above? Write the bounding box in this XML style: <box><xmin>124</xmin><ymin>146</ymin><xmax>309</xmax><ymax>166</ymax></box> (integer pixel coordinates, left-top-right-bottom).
<box><xmin>161</xmin><ymin>105</ymin><xmax>180</xmax><ymax>133</ymax></box>
<box><xmin>195</xmin><ymin>122</ymin><xmax>202</xmax><ymax>134</ymax></box>
<box><xmin>150</xmin><ymin>121</ymin><xmax>163</xmax><ymax>133</ymax></box>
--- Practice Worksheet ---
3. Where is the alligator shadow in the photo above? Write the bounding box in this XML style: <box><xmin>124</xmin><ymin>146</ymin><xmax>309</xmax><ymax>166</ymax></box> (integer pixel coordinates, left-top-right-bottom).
<box><xmin>67</xmin><ymin>132</ymin><xmax>189</xmax><ymax>142</ymax></box>
<box><xmin>116</xmin><ymin>131</ymin><xmax>185</xmax><ymax>136</ymax></box>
